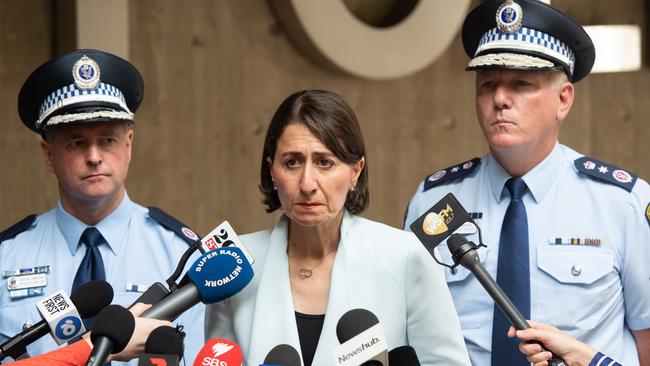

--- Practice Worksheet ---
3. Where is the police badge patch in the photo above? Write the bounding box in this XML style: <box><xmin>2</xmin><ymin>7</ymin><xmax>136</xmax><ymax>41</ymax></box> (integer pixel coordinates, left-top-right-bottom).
<box><xmin>645</xmin><ymin>202</ymin><xmax>650</xmax><ymax>228</ymax></box>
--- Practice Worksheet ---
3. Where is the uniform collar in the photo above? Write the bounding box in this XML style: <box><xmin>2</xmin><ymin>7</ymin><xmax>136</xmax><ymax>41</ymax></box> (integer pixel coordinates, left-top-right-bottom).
<box><xmin>488</xmin><ymin>142</ymin><xmax>563</xmax><ymax>203</ymax></box>
<box><xmin>57</xmin><ymin>193</ymin><xmax>133</xmax><ymax>256</ymax></box>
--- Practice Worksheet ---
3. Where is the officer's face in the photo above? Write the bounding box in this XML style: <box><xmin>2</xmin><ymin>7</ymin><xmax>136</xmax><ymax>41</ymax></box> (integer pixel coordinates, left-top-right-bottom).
<box><xmin>40</xmin><ymin>122</ymin><xmax>133</xmax><ymax>207</ymax></box>
<box><xmin>475</xmin><ymin>69</ymin><xmax>574</xmax><ymax>155</ymax></box>
<box><xmin>267</xmin><ymin>123</ymin><xmax>364</xmax><ymax>228</ymax></box>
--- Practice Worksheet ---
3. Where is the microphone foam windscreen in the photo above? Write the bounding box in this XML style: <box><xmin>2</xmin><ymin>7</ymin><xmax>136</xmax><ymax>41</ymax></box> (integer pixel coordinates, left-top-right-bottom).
<box><xmin>144</xmin><ymin>326</ymin><xmax>185</xmax><ymax>356</ymax></box>
<box><xmin>91</xmin><ymin>304</ymin><xmax>135</xmax><ymax>353</ymax></box>
<box><xmin>263</xmin><ymin>344</ymin><xmax>301</xmax><ymax>366</ymax></box>
<box><xmin>336</xmin><ymin>308</ymin><xmax>380</xmax><ymax>343</ymax></box>
<box><xmin>389</xmin><ymin>346</ymin><xmax>421</xmax><ymax>366</ymax></box>
<box><xmin>446</xmin><ymin>233</ymin><xmax>467</xmax><ymax>254</ymax></box>
<box><xmin>70</xmin><ymin>280</ymin><xmax>114</xmax><ymax>318</ymax></box>
<box><xmin>188</xmin><ymin>246</ymin><xmax>254</xmax><ymax>304</ymax></box>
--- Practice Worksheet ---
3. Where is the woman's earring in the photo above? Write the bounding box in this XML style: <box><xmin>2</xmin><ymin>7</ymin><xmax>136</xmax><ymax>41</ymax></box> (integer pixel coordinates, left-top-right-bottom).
<box><xmin>350</xmin><ymin>183</ymin><xmax>356</xmax><ymax>192</ymax></box>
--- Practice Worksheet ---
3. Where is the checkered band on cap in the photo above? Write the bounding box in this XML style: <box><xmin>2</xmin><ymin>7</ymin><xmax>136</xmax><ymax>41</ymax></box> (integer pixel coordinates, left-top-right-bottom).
<box><xmin>36</xmin><ymin>82</ymin><xmax>132</xmax><ymax>129</ymax></box>
<box><xmin>475</xmin><ymin>26</ymin><xmax>575</xmax><ymax>75</ymax></box>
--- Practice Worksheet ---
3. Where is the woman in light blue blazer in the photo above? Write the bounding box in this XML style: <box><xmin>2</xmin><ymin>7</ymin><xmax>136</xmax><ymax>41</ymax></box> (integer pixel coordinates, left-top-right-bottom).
<box><xmin>205</xmin><ymin>90</ymin><xmax>470</xmax><ymax>366</ymax></box>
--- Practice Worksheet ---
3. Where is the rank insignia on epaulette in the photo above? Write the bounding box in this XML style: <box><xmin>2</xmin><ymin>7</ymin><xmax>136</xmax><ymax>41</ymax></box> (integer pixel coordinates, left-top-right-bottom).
<box><xmin>423</xmin><ymin>157</ymin><xmax>481</xmax><ymax>191</ymax></box>
<box><xmin>548</xmin><ymin>237</ymin><xmax>601</xmax><ymax>247</ymax></box>
<box><xmin>574</xmin><ymin>156</ymin><xmax>638</xmax><ymax>192</ymax></box>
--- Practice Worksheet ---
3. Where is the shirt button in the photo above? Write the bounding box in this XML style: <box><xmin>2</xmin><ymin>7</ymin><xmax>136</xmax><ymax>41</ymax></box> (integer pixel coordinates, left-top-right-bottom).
<box><xmin>571</xmin><ymin>265</ymin><xmax>582</xmax><ymax>276</ymax></box>
<box><xmin>22</xmin><ymin>322</ymin><xmax>33</xmax><ymax>331</ymax></box>
<box><xmin>450</xmin><ymin>267</ymin><xmax>458</xmax><ymax>275</ymax></box>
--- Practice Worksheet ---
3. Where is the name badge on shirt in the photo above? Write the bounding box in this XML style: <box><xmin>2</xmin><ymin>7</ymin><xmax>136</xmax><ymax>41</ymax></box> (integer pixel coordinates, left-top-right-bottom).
<box><xmin>4</xmin><ymin>265</ymin><xmax>51</xmax><ymax>299</ymax></box>
<box><xmin>454</xmin><ymin>213</ymin><xmax>483</xmax><ymax>235</ymax></box>
<box><xmin>6</xmin><ymin>273</ymin><xmax>47</xmax><ymax>291</ymax></box>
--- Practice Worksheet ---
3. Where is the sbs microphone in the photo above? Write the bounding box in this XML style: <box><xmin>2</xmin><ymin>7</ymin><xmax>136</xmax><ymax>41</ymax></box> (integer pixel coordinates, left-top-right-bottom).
<box><xmin>388</xmin><ymin>346</ymin><xmax>420</xmax><ymax>366</ymax></box>
<box><xmin>138</xmin><ymin>326</ymin><xmax>185</xmax><ymax>366</ymax></box>
<box><xmin>334</xmin><ymin>309</ymin><xmax>389</xmax><ymax>366</ymax></box>
<box><xmin>86</xmin><ymin>304</ymin><xmax>136</xmax><ymax>366</ymax></box>
<box><xmin>262</xmin><ymin>344</ymin><xmax>301</xmax><ymax>366</ymax></box>
<box><xmin>141</xmin><ymin>246</ymin><xmax>253</xmax><ymax>321</ymax></box>
<box><xmin>0</xmin><ymin>280</ymin><xmax>114</xmax><ymax>361</ymax></box>
<box><xmin>446</xmin><ymin>233</ymin><xmax>567</xmax><ymax>366</ymax></box>
<box><xmin>193</xmin><ymin>338</ymin><xmax>243</xmax><ymax>366</ymax></box>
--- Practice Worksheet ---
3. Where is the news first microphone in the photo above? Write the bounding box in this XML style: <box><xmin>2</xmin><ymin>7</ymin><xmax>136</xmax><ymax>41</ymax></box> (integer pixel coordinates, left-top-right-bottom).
<box><xmin>0</xmin><ymin>280</ymin><xmax>113</xmax><ymax>361</ymax></box>
<box><xmin>261</xmin><ymin>344</ymin><xmax>301</xmax><ymax>366</ymax></box>
<box><xmin>446</xmin><ymin>234</ymin><xmax>567</xmax><ymax>366</ymax></box>
<box><xmin>138</xmin><ymin>326</ymin><xmax>185</xmax><ymax>366</ymax></box>
<box><xmin>333</xmin><ymin>309</ymin><xmax>389</xmax><ymax>366</ymax></box>
<box><xmin>193</xmin><ymin>338</ymin><xmax>243</xmax><ymax>366</ymax></box>
<box><xmin>86</xmin><ymin>304</ymin><xmax>136</xmax><ymax>366</ymax></box>
<box><xmin>141</xmin><ymin>246</ymin><xmax>253</xmax><ymax>321</ymax></box>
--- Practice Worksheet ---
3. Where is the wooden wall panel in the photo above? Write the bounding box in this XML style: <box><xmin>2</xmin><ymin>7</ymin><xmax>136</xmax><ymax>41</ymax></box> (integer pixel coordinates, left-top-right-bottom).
<box><xmin>2</xmin><ymin>0</ymin><xmax>650</xmax><ymax>238</ymax></box>
<box><xmin>0</xmin><ymin>1</ymin><xmax>57</xmax><ymax>227</ymax></box>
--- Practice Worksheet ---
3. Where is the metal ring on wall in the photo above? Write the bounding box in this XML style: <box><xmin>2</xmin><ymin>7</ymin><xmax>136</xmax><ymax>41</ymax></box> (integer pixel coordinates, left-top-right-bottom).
<box><xmin>270</xmin><ymin>0</ymin><xmax>471</xmax><ymax>80</ymax></box>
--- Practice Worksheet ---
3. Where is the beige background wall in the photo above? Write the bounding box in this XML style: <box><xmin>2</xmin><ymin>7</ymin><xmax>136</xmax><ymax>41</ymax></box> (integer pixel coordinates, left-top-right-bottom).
<box><xmin>1</xmin><ymin>0</ymin><xmax>649</xmax><ymax>237</ymax></box>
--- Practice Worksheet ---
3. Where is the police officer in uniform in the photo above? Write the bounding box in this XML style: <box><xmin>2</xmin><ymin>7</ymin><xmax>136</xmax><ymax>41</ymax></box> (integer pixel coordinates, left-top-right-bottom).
<box><xmin>0</xmin><ymin>50</ymin><xmax>204</xmax><ymax>364</ymax></box>
<box><xmin>404</xmin><ymin>1</ymin><xmax>650</xmax><ymax>365</ymax></box>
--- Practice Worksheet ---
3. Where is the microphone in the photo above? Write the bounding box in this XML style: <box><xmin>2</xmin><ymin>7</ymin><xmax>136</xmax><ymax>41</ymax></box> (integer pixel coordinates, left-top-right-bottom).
<box><xmin>138</xmin><ymin>326</ymin><xmax>185</xmax><ymax>366</ymax></box>
<box><xmin>141</xmin><ymin>246</ymin><xmax>253</xmax><ymax>321</ymax></box>
<box><xmin>388</xmin><ymin>346</ymin><xmax>420</xmax><ymax>366</ymax></box>
<box><xmin>333</xmin><ymin>309</ymin><xmax>389</xmax><ymax>366</ymax></box>
<box><xmin>262</xmin><ymin>344</ymin><xmax>301</xmax><ymax>366</ymax></box>
<box><xmin>193</xmin><ymin>338</ymin><xmax>243</xmax><ymax>366</ymax></box>
<box><xmin>0</xmin><ymin>280</ymin><xmax>114</xmax><ymax>361</ymax></box>
<box><xmin>446</xmin><ymin>234</ymin><xmax>567</xmax><ymax>366</ymax></box>
<box><xmin>86</xmin><ymin>304</ymin><xmax>136</xmax><ymax>366</ymax></box>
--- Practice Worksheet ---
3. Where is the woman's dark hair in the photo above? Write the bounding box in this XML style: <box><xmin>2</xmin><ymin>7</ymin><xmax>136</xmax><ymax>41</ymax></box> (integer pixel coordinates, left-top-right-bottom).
<box><xmin>260</xmin><ymin>89</ymin><xmax>369</xmax><ymax>214</ymax></box>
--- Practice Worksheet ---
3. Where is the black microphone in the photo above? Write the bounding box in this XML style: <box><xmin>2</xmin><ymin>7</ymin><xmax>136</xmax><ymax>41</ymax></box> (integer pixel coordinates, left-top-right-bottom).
<box><xmin>446</xmin><ymin>233</ymin><xmax>567</xmax><ymax>366</ymax></box>
<box><xmin>85</xmin><ymin>305</ymin><xmax>136</xmax><ymax>366</ymax></box>
<box><xmin>388</xmin><ymin>346</ymin><xmax>420</xmax><ymax>366</ymax></box>
<box><xmin>335</xmin><ymin>309</ymin><xmax>388</xmax><ymax>366</ymax></box>
<box><xmin>138</xmin><ymin>326</ymin><xmax>184</xmax><ymax>366</ymax></box>
<box><xmin>262</xmin><ymin>344</ymin><xmax>302</xmax><ymax>366</ymax></box>
<box><xmin>0</xmin><ymin>280</ymin><xmax>114</xmax><ymax>361</ymax></box>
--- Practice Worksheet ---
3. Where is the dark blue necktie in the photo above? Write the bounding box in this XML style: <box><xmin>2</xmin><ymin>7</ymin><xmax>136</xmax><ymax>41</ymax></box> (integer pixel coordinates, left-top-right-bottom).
<box><xmin>72</xmin><ymin>227</ymin><xmax>106</xmax><ymax>293</ymax></box>
<box><xmin>491</xmin><ymin>178</ymin><xmax>530</xmax><ymax>365</ymax></box>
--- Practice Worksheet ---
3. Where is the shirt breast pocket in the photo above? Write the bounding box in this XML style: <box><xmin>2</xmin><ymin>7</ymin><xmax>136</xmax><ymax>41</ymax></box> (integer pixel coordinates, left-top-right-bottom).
<box><xmin>536</xmin><ymin>245</ymin><xmax>616</xmax><ymax>330</ymax></box>
<box><xmin>439</xmin><ymin>244</ymin><xmax>492</xmax><ymax>329</ymax></box>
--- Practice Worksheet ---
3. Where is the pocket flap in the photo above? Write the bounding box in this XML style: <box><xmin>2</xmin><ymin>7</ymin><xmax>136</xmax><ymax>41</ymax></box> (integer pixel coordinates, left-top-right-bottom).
<box><xmin>537</xmin><ymin>246</ymin><xmax>614</xmax><ymax>285</ymax></box>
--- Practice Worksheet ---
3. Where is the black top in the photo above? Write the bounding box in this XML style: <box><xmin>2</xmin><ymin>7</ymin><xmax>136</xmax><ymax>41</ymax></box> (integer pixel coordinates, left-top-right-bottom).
<box><xmin>295</xmin><ymin>312</ymin><xmax>325</xmax><ymax>366</ymax></box>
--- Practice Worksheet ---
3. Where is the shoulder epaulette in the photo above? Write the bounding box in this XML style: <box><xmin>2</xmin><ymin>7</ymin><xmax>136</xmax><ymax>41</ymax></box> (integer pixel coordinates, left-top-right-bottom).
<box><xmin>0</xmin><ymin>215</ymin><xmax>36</xmax><ymax>243</ymax></box>
<box><xmin>574</xmin><ymin>156</ymin><xmax>638</xmax><ymax>192</ymax></box>
<box><xmin>148</xmin><ymin>207</ymin><xmax>200</xmax><ymax>245</ymax></box>
<box><xmin>423</xmin><ymin>157</ymin><xmax>481</xmax><ymax>192</ymax></box>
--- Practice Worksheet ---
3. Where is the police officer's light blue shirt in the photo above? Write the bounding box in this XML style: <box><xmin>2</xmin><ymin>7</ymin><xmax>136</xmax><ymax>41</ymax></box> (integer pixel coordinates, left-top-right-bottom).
<box><xmin>0</xmin><ymin>193</ymin><xmax>205</xmax><ymax>364</ymax></box>
<box><xmin>404</xmin><ymin>143</ymin><xmax>650</xmax><ymax>366</ymax></box>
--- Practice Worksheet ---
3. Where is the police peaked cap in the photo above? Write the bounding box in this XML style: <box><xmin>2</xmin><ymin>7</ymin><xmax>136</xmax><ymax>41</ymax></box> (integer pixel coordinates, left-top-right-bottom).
<box><xmin>18</xmin><ymin>49</ymin><xmax>144</xmax><ymax>133</ymax></box>
<box><xmin>462</xmin><ymin>0</ymin><xmax>595</xmax><ymax>83</ymax></box>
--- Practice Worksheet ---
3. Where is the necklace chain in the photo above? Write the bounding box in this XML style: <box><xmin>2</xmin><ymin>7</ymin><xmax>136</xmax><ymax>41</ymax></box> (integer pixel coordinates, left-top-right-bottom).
<box><xmin>288</xmin><ymin>245</ymin><xmax>338</xmax><ymax>279</ymax></box>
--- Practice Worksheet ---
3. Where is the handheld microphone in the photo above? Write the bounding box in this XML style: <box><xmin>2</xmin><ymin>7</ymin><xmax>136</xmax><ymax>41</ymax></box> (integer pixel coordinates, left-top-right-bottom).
<box><xmin>193</xmin><ymin>338</ymin><xmax>243</xmax><ymax>366</ymax></box>
<box><xmin>86</xmin><ymin>304</ymin><xmax>136</xmax><ymax>366</ymax></box>
<box><xmin>0</xmin><ymin>280</ymin><xmax>114</xmax><ymax>361</ymax></box>
<box><xmin>138</xmin><ymin>326</ymin><xmax>185</xmax><ymax>366</ymax></box>
<box><xmin>446</xmin><ymin>233</ymin><xmax>567</xmax><ymax>366</ymax></box>
<box><xmin>333</xmin><ymin>309</ymin><xmax>389</xmax><ymax>366</ymax></box>
<box><xmin>141</xmin><ymin>246</ymin><xmax>253</xmax><ymax>321</ymax></box>
<box><xmin>261</xmin><ymin>344</ymin><xmax>301</xmax><ymax>366</ymax></box>
<box><xmin>388</xmin><ymin>346</ymin><xmax>420</xmax><ymax>366</ymax></box>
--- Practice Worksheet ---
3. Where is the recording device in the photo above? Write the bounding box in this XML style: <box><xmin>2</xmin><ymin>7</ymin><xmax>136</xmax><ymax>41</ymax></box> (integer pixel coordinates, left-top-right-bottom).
<box><xmin>141</xmin><ymin>246</ymin><xmax>253</xmax><ymax>321</ymax></box>
<box><xmin>333</xmin><ymin>309</ymin><xmax>388</xmax><ymax>366</ymax></box>
<box><xmin>262</xmin><ymin>344</ymin><xmax>301</xmax><ymax>366</ymax></box>
<box><xmin>193</xmin><ymin>338</ymin><xmax>243</xmax><ymax>366</ymax></box>
<box><xmin>0</xmin><ymin>280</ymin><xmax>113</xmax><ymax>361</ymax></box>
<box><xmin>138</xmin><ymin>326</ymin><xmax>185</xmax><ymax>366</ymax></box>
<box><xmin>85</xmin><ymin>304</ymin><xmax>136</xmax><ymax>366</ymax></box>
<box><xmin>409</xmin><ymin>193</ymin><xmax>566</xmax><ymax>366</ymax></box>
<box><xmin>388</xmin><ymin>346</ymin><xmax>420</xmax><ymax>366</ymax></box>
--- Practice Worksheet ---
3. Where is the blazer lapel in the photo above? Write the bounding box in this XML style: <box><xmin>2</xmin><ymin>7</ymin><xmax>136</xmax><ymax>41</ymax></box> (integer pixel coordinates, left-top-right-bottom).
<box><xmin>247</xmin><ymin>217</ymin><xmax>302</xmax><ymax>364</ymax></box>
<box><xmin>311</xmin><ymin>212</ymin><xmax>355</xmax><ymax>365</ymax></box>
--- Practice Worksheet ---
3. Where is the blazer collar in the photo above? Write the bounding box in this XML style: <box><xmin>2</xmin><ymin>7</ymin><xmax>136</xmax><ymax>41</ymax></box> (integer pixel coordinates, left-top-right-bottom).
<box><xmin>247</xmin><ymin>211</ymin><xmax>357</xmax><ymax>365</ymax></box>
